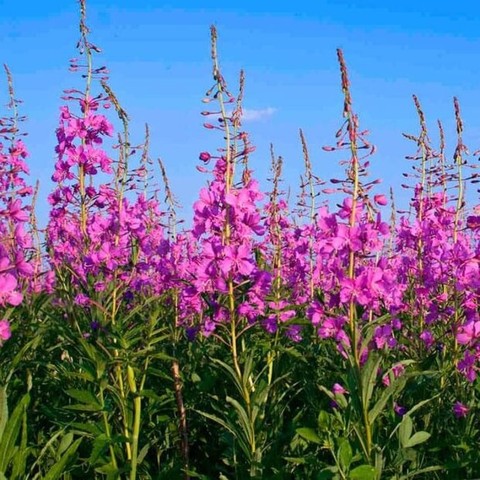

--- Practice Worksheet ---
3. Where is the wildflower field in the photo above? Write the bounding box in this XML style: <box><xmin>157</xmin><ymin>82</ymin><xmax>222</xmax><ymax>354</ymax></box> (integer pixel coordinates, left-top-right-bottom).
<box><xmin>1</xmin><ymin>2</ymin><xmax>480</xmax><ymax>479</ymax></box>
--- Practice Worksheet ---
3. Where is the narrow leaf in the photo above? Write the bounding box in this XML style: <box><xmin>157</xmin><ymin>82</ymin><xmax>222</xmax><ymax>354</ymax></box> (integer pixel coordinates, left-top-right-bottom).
<box><xmin>43</xmin><ymin>438</ymin><xmax>82</xmax><ymax>480</ymax></box>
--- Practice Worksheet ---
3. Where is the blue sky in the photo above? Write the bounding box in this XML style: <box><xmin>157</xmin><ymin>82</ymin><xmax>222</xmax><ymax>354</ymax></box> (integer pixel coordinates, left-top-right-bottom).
<box><xmin>1</xmin><ymin>0</ymin><xmax>480</xmax><ymax>224</ymax></box>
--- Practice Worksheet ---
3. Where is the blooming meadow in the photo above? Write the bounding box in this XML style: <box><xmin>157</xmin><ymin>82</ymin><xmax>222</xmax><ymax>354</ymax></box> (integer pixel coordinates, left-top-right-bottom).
<box><xmin>1</xmin><ymin>2</ymin><xmax>480</xmax><ymax>479</ymax></box>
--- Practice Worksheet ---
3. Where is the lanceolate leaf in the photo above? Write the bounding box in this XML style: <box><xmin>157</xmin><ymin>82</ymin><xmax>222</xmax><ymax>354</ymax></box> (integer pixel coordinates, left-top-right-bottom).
<box><xmin>42</xmin><ymin>438</ymin><xmax>82</xmax><ymax>480</ymax></box>
<box><xmin>0</xmin><ymin>393</ymin><xmax>30</xmax><ymax>472</ymax></box>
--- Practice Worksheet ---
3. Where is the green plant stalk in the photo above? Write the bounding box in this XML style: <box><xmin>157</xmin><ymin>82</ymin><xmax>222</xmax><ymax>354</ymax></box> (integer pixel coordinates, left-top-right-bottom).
<box><xmin>330</xmin><ymin>445</ymin><xmax>348</xmax><ymax>480</ymax></box>
<box><xmin>448</xmin><ymin>100</ymin><xmax>465</xmax><ymax>384</ymax></box>
<box><xmin>212</xmin><ymin>24</ymin><xmax>241</xmax><ymax>384</ymax></box>
<box><xmin>360</xmin><ymin>371</ymin><xmax>373</xmax><ymax>463</ymax></box>
<box><xmin>171</xmin><ymin>291</ymin><xmax>190</xmax><ymax>479</ymax></box>
<box><xmin>99</xmin><ymin>387</ymin><xmax>118</xmax><ymax>471</ymax></box>
<box><xmin>211</xmin><ymin>26</ymin><xmax>260</xmax><ymax>475</ymax></box>
<box><xmin>130</xmin><ymin>395</ymin><xmax>141</xmax><ymax>480</ymax></box>
<box><xmin>338</xmin><ymin>48</ymin><xmax>373</xmax><ymax>462</ymax></box>
<box><xmin>115</xmin><ymin>362</ymin><xmax>132</xmax><ymax>461</ymax></box>
<box><xmin>127</xmin><ymin>365</ymin><xmax>141</xmax><ymax>480</ymax></box>
<box><xmin>100</xmin><ymin>82</ymin><xmax>135</xmax><ymax>465</ymax></box>
<box><xmin>300</xmin><ymin>129</ymin><xmax>316</xmax><ymax>300</ymax></box>
<box><xmin>159</xmin><ymin>157</ymin><xmax>190</xmax><ymax>477</ymax></box>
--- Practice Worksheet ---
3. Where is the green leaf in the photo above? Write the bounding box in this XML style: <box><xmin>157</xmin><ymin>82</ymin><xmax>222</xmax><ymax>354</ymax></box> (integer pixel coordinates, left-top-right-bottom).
<box><xmin>399</xmin><ymin>415</ymin><xmax>413</xmax><ymax>448</ymax></box>
<box><xmin>387</xmin><ymin>394</ymin><xmax>440</xmax><ymax>443</ymax></box>
<box><xmin>184</xmin><ymin>470</ymin><xmax>210</xmax><ymax>479</ymax></box>
<box><xmin>316</xmin><ymin>469</ymin><xmax>336</xmax><ymax>480</ymax></box>
<box><xmin>94</xmin><ymin>462</ymin><xmax>120</xmax><ymax>476</ymax></box>
<box><xmin>65</xmin><ymin>389</ymin><xmax>102</xmax><ymax>407</ymax></box>
<box><xmin>70</xmin><ymin>422</ymin><xmax>103</xmax><ymax>436</ymax></box>
<box><xmin>349</xmin><ymin>464</ymin><xmax>376</xmax><ymax>480</ymax></box>
<box><xmin>318</xmin><ymin>410</ymin><xmax>330</xmax><ymax>429</ymax></box>
<box><xmin>0</xmin><ymin>393</ymin><xmax>30</xmax><ymax>472</ymax></box>
<box><xmin>338</xmin><ymin>439</ymin><xmax>352</xmax><ymax>470</ymax></box>
<box><xmin>195</xmin><ymin>410</ymin><xmax>236</xmax><ymax>437</ymax></box>
<box><xmin>89</xmin><ymin>434</ymin><xmax>110</xmax><ymax>465</ymax></box>
<box><xmin>137</xmin><ymin>442</ymin><xmax>150</xmax><ymax>465</ymax></box>
<box><xmin>296</xmin><ymin>427</ymin><xmax>321</xmax><ymax>444</ymax></box>
<box><xmin>226</xmin><ymin>396</ymin><xmax>254</xmax><ymax>446</ymax></box>
<box><xmin>398</xmin><ymin>465</ymin><xmax>444</xmax><ymax>479</ymax></box>
<box><xmin>64</xmin><ymin>403</ymin><xmax>103</xmax><ymax>412</ymax></box>
<box><xmin>0</xmin><ymin>388</ymin><xmax>8</xmax><ymax>442</ymax></box>
<box><xmin>403</xmin><ymin>431</ymin><xmax>431</xmax><ymax>448</ymax></box>
<box><xmin>361</xmin><ymin>354</ymin><xmax>382</xmax><ymax>409</ymax></box>
<box><xmin>10</xmin><ymin>402</ymin><xmax>29</xmax><ymax>480</ymax></box>
<box><xmin>210</xmin><ymin>359</ymin><xmax>244</xmax><ymax>398</ymax></box>
<box><xmin>283</xmin><ymin>456</ymin><xmax>306</xmax><ymax>464</ymax></box>
<box><xmin>191</xmin><ymin>373</ymin><xmax>201</xmax><ymax>383</ymax></box>
<box><xmin>57</xmin><ymin>432</ymin><xmax>74</xmax><ymax>457</ymax></box>
<box><xmin>368</xmin><ymin>375</ymin><xmax>407</xmax><ymax>424</ymax></box>
<box><xmin>43</xmin><ymin>438</ymin><xmax>82</xmax><ymax>480</ymax></box>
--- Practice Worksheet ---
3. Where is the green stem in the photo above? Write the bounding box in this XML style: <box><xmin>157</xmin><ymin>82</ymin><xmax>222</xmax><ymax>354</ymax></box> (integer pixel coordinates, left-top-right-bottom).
<box><xmin>99</xmin><ymin>388</ymin><xmax>118</xmax><ymax>470</ymax></box>
<box><xmin>128</xmin><ymin>365</ymin><xmax>141</xmax><ymax>480</ymax></box>
<box><xmin>130</xmin><ymin>396</ymin><xmax>141</xmax><ymax>480</ymax></box>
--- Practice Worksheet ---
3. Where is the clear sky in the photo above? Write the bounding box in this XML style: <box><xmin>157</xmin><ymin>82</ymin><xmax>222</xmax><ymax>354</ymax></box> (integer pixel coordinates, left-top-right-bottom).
<box><xmin>1</xmin><ymin>0</ymin><xmax>480</xmax><ymax>224</ymax></box>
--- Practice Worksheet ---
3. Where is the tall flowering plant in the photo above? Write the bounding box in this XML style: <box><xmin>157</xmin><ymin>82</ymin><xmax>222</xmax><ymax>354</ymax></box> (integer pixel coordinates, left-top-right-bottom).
<box><xmin>182</xmin><ymin>27</ymin><xmax>305</xmax><ymax>478</ymax></box>
<box><xmin>43</xmin><ymin>2</ymin><xmax>184</xmax><ymax>478</ymax></box>
<box><xmin>0</xmin><ymin>65</ymin><xmax>38</xmax><ymax>345</ymax></box>
<box><xmin>292</xmin><ymin>51</ymin><xmax>431</xmax><ymax>480</ymax></box>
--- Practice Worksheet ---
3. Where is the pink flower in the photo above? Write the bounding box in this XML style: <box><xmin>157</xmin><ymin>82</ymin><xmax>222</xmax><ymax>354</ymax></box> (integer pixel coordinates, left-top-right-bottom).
<box><xmin>382</xmin><ymin>363</ymin><xmax>405</xmax><ymax>387</ymax></box>
<box><xmin>453</xmin><ymin>401</ymin><xmax>469</xmax><ymax>418</ymax></box>
<box><xmin>219</xmin><ymin>244</ymin><xmax>254</xmax><ymax>277</ymax></box>
<box><xmin>332</xmin><ymin>383</ymin><xmax>348</xmax><ymax>395</ymax></box>
<box><xmin>307</xmin><ymin>301</ymin><xmax>324</xmax><ymax>326</ymax></box>
<box><xmin>0</xmin><ymin>274</ymin><xmax>23</xmax><ymax>307</ymax></box>
<box><xmin>0</xmin><ymin>320</ymin><xmax>11</xmax><ymax>343</ymax></box>
<box><xmin>456</xmin><ymin>321</ymin><xmax>480</xmax><ymax>345</ymax></box>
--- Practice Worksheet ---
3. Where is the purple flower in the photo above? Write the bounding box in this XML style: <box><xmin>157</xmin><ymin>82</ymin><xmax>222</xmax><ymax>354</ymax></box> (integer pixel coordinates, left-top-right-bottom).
<box><xmin>394</xmin><ymin>403</ymin><xmax>407</xmax><ymax>416</ymax></box>
<box><xmin>286</xmin><ymin>325</ymin><xmax>302</xmax><ymax>342</ymax></box>
<box><xmin>420</xmin><ymin>330</ymin><xmax>434</xmax><ymax>349</ymax></box>
<box><xmin>453</xmin><ymin>401</ymin><xmax>469</xmax><ymax>418</ymax></box>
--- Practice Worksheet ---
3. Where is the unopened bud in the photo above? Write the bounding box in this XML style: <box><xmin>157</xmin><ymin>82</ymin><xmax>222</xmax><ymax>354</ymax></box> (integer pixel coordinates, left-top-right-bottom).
<box><xmin>374</xmin><ymin>194</ymin><xmax>388</xmax><ymax>206</ymax></box>
<box><xmin>199</xmin><ymin>152</ymin><xmax>211</xmax><ymax>162</ymax></box>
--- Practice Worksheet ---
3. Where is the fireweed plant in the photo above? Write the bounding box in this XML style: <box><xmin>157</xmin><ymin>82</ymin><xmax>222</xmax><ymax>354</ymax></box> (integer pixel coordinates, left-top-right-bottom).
<box><xmin>0</xmin><ymin>1</ymin><xmax>480</xmax><ymax>479</ymax></box>
<box><xmin>179</xmin><ymin>27</ymin><xmax>303</xmax><ymax>479</ymax></box>
<box><xmin>0</xmin><ymin>65</ymin><xmax>36</xmax><ymax>338</ymax></box>
<box><xmin>42</xmin><ymin>1</ymin><xmax>191</xmax><ymax>479</ymax></box>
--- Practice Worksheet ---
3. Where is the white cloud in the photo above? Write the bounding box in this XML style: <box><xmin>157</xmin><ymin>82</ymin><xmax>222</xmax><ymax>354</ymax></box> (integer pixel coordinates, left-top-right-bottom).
<box><xmin>241</xmin><ymin>107</ymin><xmax>277</xmax><ymax>122</ymax></box>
